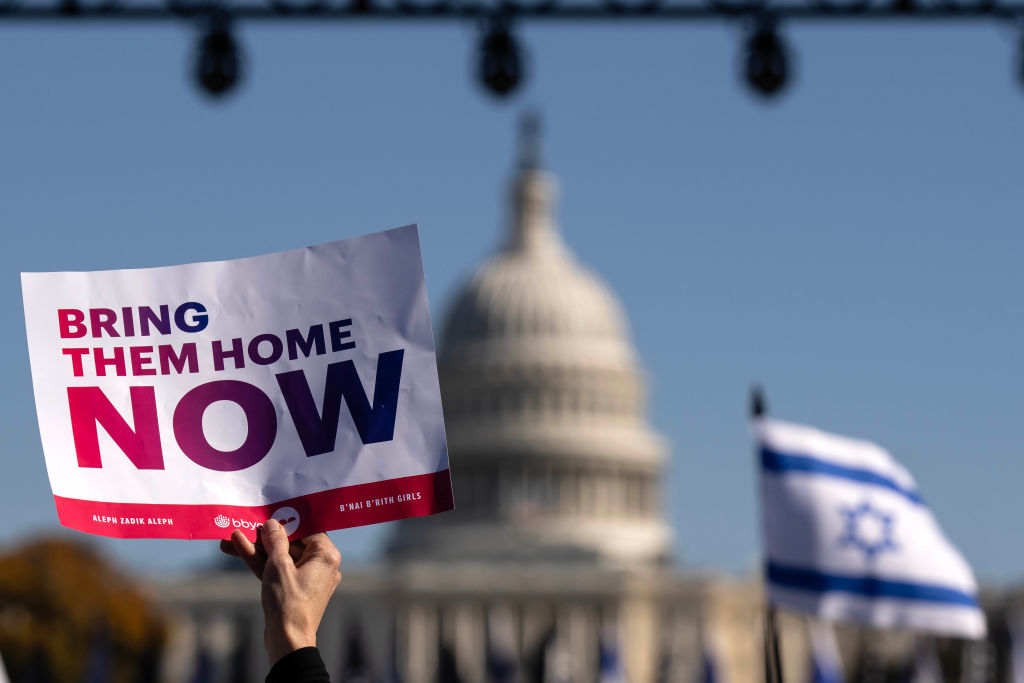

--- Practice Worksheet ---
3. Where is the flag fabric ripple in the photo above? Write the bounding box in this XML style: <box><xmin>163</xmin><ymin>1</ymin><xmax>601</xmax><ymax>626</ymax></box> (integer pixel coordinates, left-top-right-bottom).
<box><xmin>756</xmin><ymin>418</ymin><xmax>985</xmax><ymax>639</ymax></box>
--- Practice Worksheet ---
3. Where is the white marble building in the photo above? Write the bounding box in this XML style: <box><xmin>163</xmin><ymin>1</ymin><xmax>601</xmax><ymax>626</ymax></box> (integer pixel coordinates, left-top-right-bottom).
<box><xmin>153</xmin><ymin>119</ymin><xmax>1021</xmax><ymax>683</ymax></box>
<box><xmin>157</xmin><ymin>121</ymin><xmax>788</xmax><ymax>683</ymax></box>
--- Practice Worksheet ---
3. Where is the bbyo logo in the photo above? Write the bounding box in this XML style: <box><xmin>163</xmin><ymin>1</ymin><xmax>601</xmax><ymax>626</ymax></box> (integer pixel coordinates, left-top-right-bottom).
<box><xmin>212</xmin><ymin>514</ymin><xmax>264</xmax><ymax>531</ymax></box>
<box><xmin>271</xmin><ymin>507</ymin><xmax>301</xmax><ymax>536</ymax></box>
<box><xmin>232</xmin><ymin>518</ymin><xmax>262</xmax><ymax>531</ymax></box>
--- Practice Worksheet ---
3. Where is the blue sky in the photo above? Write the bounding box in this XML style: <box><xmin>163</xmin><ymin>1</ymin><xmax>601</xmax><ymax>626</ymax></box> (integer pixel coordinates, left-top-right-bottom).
<box><xmin>1</xmin><ymin>18</ymin><xmax>1021</xmax><ymax>582</ymax></box>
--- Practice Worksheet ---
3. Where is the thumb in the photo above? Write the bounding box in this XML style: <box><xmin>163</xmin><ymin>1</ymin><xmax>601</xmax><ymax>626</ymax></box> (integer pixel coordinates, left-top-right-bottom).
<box><xmin>261</xmin><ymin>518</ymin><xmax>291</xmax><ymax>560</ymax></box>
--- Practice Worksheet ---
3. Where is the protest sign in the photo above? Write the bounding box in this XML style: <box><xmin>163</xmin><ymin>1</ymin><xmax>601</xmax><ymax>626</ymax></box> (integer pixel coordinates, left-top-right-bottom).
<box><xmin>21</xmin><ymin>224</ymin><xmax>453</xmax><ymax>540</ymax></box>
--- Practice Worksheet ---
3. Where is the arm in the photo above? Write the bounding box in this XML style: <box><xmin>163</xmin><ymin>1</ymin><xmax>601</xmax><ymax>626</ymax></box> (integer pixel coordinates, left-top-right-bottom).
<box><xmin>220</xmin><ymin>518</ymin><xmax>342</xmax><ymax>674</ymax></box>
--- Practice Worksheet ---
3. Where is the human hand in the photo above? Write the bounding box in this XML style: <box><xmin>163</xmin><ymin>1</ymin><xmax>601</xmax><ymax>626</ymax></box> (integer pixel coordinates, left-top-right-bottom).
<box><xmin>220</xmin><ymin>519</ymin><xmax>342</xmax><ymax>665</ymax></box>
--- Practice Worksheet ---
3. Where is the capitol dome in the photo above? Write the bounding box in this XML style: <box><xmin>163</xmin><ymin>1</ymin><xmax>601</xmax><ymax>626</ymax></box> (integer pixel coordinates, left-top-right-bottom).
<box><xmin>440</xmin><ymin>172</ymin><xmax>633</xmax><ymax>370</ymax></box>
<box><xmin>387</xmin><ymin>122</ymin><xmax>673</xmax><ymax>565</ymax></box>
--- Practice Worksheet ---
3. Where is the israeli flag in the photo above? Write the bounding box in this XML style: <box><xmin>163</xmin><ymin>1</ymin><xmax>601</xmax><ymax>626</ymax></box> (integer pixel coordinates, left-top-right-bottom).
<box><xmin>1008</xmin><ymin>616</ymin><xmax>1024</xmax><ymax>683</ymax></box>
<box><xmin>695</xmin><ymin>642</ymin><xmax>720</xmax><ymax>683</ymax></box>
<box><xmin>598</xmin><ymin>625</ymin><xmax>627</xmax><ymax>683</ymax></box>
<box><xmin>903</xmin><ymin>638</ymin><xmax>942</xmax><ymax>683</ymax></box>
<box><xmin>806</xmin><ymin>619</ymin><xmax>844</xmax><ymax>683</ymax></box>
<box><xmin>487</xmin><ymin>608</ymin><xmax>519</xmax><ymax>683</ymax></box>
<box><xmin>757</xmin><ymin>418</ymin><xmax>985</xmax><ymax>639</ymax></box>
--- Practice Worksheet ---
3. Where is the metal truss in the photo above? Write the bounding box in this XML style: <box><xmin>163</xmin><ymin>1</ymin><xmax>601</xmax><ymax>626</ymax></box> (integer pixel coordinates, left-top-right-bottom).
<box><xmin>2</xmin><ymin>0</ymin><xmax>1021</xmax><ymax>99</ymax></box>
<box><xmin>2</xmin><ymin>0</ymin><xmax>1020</xmax><ymax>20</ymax></box>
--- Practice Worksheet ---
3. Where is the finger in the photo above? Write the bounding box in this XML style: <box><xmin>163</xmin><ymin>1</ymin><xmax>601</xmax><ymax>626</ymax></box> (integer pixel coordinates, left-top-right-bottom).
<box><xmin>229</xmin><ymin>529</ymin><xmax>267</xmax><ymax>580</ymax></box>
<box><xmin>219</xmin><ymin>539</ymin><xmax>239</xmax><ymax>557</ymax></box>
<box><xmin>254</xmin><ymin>523</ymin><xmax>266</xmax><ymax>556</ymax></box>
<box><xmin>288</xmin><ymin>541</ymin><xmax>304</xmax><ymax>563</ymax></box>
<box><xmin>261</xmin><ymin>518</ymin><xmax>291</xmax><ymax>561</ymax></box>
<box><xmin>297</xmin><ymin>533</ymin><xmax>342</xmax><ymax>568</ymax></box>
<box><xmin>230</xmin><ymin>528</ymin><xmax>256</xmax><ymax>556</ymax></box>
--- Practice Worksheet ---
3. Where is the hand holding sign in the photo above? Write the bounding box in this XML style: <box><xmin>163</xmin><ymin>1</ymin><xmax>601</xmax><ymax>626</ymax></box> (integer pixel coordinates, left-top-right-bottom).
<box><xmin>22</xmin><ymin>225</ymin><xmax>453</xmax><ymax>540</ymax></box>
<box><xmin>220</xmin><ymin>519</ymin><xmax>342</xmax><ymax>665</ymax></box>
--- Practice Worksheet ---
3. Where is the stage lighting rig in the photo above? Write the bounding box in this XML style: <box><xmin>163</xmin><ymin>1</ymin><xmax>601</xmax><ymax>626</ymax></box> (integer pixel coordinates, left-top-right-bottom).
<box><xmin>478</xmin><ymin>16</ymin><xmax>525</xmax><ymax>97</ymax></box>
<box><xmin>743</xmin><ymin>15</ymin><xmax>791</xmax><ymax>97</ymax></box>
<box><xmin>194</xmin><ymin>16</ymin><xmax>244</xmax><ymax>98</ymax></box>
<box><xmin>1018</xmin><ymin>31</ymin><xmax>1024</xmax><ymax>87</ymax></box>
<box><xmin>4</xmin><ymin>0</ymin><xmax>1024</xmax><ymax>102</ymax></box>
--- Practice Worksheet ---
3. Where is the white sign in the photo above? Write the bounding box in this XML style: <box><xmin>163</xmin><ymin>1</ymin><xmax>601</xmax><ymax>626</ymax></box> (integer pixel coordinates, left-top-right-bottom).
<box><xmin>22</xmin><ymin>225</ymin><xmax>453</xmax><ymax>540</ymax></box>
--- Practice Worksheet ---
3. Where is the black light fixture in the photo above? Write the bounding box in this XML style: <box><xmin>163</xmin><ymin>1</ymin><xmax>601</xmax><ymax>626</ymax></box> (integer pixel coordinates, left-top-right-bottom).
<box><xmin>477</xmin><ymin>16</ymin><xmax>525</xmax><ymax>98</ymax></box>
<box><xmin>1017</xmin><ymin>32</ymin><xmax>1024</xmax><ymax>90</ymax></box>
<box><xmin>194</xmin><ymin>16</ymin><xmax>244</xmax><ymax>98</ymax></box>
<box><xmin>743</xmin><ymin>15</ymin><xmax>791</xmax><ymax>97</ymax></box>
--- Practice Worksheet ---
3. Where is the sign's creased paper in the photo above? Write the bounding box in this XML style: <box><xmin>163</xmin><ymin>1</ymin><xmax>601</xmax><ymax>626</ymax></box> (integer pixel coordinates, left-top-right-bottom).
<box><xmin>21</xmin><ymin>224</ymin><xmax>453</xmax><ymax>540</ymax></box>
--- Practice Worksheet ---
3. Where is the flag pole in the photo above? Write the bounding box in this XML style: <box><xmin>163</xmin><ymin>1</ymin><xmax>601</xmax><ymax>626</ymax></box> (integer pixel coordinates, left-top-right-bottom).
<box><xmin>753</xmin><ymin>385</ymin><xmax>785</xmax><ymax>683</ymax></box>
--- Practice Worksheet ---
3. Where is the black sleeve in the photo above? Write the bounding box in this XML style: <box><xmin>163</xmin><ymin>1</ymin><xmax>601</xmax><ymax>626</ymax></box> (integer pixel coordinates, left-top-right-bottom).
<box><xmin>266</xmin><ymin>647</ymin><xmax>331</xmax><ymax>683</ymax></box>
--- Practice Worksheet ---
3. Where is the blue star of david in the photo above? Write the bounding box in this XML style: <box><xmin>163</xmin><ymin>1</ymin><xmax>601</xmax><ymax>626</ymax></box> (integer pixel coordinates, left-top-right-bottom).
<box><xmin>838</xmin><ymin>501</ymin><xmax>898</xmax><ymax>559</ymax></box>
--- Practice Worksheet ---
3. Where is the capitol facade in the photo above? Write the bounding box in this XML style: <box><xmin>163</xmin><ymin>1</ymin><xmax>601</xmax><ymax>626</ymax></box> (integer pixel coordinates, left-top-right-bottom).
<box><xmin>158</xmin><ymin>124</ymin><xmax>808</xmax><ymax>683</ymax></box>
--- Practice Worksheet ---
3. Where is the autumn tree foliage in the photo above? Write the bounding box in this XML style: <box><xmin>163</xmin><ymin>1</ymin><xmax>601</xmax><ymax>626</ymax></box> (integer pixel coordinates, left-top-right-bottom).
<box><xmin>0</xmin><ymin>538</ymin><xmax>166</xmax><ymax>683</ymax></box>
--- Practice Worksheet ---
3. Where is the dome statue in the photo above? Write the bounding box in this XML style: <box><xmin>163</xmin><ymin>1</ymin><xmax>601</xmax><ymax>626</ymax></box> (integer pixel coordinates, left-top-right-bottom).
<box><xmin>387</xmin><ymin>115</ymin><xmax>673</xmax><ymax>566</ymax></box>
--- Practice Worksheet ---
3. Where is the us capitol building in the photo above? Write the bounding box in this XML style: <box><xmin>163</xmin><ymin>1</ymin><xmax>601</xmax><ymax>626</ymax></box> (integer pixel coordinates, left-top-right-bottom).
<box><xmin>157</xmin><ymin>122</ymin><xmax>821</xmax><ymax>683</ymax></box>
